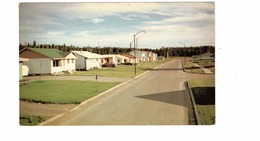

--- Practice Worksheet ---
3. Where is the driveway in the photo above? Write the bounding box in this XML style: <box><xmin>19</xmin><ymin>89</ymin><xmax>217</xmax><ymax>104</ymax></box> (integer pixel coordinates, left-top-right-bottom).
<box><xmin>43</xmin><ymin>59</ymin><xmax>213</xmax><ymax>125</ymax></box>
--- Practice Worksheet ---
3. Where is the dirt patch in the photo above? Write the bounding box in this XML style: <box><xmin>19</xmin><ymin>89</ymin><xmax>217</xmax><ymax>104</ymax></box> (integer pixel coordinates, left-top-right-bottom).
<box><xmin>20</xmin><ymin>100</ymin><xmax>77</xmax><ymax>117</ymax></box>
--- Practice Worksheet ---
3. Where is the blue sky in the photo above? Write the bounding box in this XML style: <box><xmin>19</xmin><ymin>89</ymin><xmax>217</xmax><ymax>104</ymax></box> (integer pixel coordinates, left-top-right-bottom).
<box><xmin>19</xmin><ymin>3</ymin><xmax>215</xmax><ymax>48</ymax></box>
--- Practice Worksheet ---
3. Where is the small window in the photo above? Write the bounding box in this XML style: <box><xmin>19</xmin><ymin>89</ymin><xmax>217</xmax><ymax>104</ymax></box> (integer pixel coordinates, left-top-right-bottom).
<box><xmin>72</xmin><ymin>59</ymin><xmax>74</xmax><ymax>64</ymax></box>
<box><xmin>53</xmin><ymin>60</ymin><xmax>62</xmax><ymax>67</ymax></box>
<box><xmin>67</xmin><ymin>59</ymin><xmax>69</xmax><ymax>64</ymax></box>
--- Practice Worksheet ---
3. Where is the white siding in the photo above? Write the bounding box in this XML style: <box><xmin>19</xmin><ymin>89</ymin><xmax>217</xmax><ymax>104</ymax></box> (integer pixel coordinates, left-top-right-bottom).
<box><xmin>66</xmin><ymin>53</ymin><xmax>77</xmax><ymax>59</ymax></box>
<box><xmin>117</xmin><ymin>58</ymin><xmax>124</xmax><ymax>64</ymax></box>
<box><xmin>51</xmin><ymin>65</ymin><xmax>63</xmax><ymax>74</ymax></box>
<box><xmin>23</xmin><ymin>58</ymin><xmax>52</xmax><ymax>74</ymax></box>
<box><xmin>86</xmin><ymin>58</ymin><xmax>101</xmax><ymax>70</ymax></box>
<box><xmin>75</xmin><ymin>55</ymin><xmax>86</xmax><ymax>70</ymax></box>
<box><xmin>63</xmin><ymin>59</ymin><xmax>76</xmax><ymax>71</ymax></box>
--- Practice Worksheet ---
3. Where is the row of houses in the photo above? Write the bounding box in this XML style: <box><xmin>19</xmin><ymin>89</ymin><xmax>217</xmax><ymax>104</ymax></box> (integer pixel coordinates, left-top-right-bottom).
<box><xmin>19</xmin><ymin>48</ymin><xmax>158</xmax><ymax>76</ymax></box>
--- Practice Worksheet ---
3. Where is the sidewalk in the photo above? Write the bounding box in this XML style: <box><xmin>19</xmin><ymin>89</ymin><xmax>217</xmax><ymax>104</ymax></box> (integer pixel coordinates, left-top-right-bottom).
<box><xmin>192</xmin><ymin>63</ymin><xmax>213</xmax><ymax>74</ymax></box>
<box><xmin>22</xmin><ymin>75</ymin><xmax>131</xmax><ymax>83</ymax></box>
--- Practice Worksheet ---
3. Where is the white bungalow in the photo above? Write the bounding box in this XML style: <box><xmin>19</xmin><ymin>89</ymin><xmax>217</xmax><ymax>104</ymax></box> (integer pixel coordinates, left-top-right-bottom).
<box><xmin>19</xmin><ymin>48</ymin><xmax>77</xmax><ymax>75</ymax></box>
<box><xmin>116</xmin><ymin>55</ymin><xmax>129</xmax><ymax>64</ymax></box>
<box><xmin>101</xmin><ymin>54</ymin><xmax>118</xmax><ymax>66</ymax></box>
<box><xmin>129</xmin><ymin>50</ymin><xmax>157</xmax><ymax>62</ymax></box>
<box><xmin>72</xmin><ymin>51</ymin><xmax>102</xmax><ymax>70</ymax></box>
<box><xmin>121</xmin><ymin>54</ymin><xmax>135</xmax><ymax>64</ymax></box>
<box><xmin>19</xmin><ymin>57</ymin><xmax>29</xmax><ymax>80</ymax></box>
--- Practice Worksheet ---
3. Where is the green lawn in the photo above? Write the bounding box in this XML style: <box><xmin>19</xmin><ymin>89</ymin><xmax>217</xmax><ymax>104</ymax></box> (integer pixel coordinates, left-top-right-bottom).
<box><xmin>73</xmin><ymin>59</ymin><xmax>172</xmax><ymax>78</ymax></box>
<box><xmin>197</xmin><ymin>105</ymin><xmax>215</xmax><ymax>125</ymax></box>
<box><xmin>192</xmin><ymin>59</ymin><xmax>215</xmax><ymax>68</ymax></box>
<box><xmin>189</xmin><ymin>78</ymin><xmax>215</xmax><ymax>125</ymax></box>
<box><xmin>183</xmin><ymin>61</ymin><xmax>205</xmax><ymax>74</ymax></box>
<box><xmin>20</xmin><ymin>80</ymin><xmax>120</xmax><ymax>104</ymax></box>
<box><xmin>191</xmin><ymin>59</ymin><xmax>215</xmax><ymax>74</ymax></box>
<box><xmin>189</xmin><ymin>78</ymin><xmax>215</xmax><ymax>87</ymax></box>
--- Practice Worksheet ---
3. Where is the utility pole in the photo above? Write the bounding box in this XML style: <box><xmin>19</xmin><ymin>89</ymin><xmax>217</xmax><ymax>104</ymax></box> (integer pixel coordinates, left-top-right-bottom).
<box><xmin>133</xmin><ymin>30</ymin><xmax>145</xmax><ymax>75</ymax></box>
<box><xmin>134</xmin><ymin>34</ymin><xmax>136</xmax><ymax>75</ymax></box>
<box><xmin>179</xmin><ymin>42</ymin><xmax>186</xmax><ymax>64</ymax></box>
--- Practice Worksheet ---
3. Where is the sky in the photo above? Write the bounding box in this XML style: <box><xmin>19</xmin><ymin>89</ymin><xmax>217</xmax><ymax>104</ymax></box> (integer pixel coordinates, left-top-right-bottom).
<box><xmin>19</xmin><ymin>2</ymin><xmax>215</xmax><ymax>49</ymax></box>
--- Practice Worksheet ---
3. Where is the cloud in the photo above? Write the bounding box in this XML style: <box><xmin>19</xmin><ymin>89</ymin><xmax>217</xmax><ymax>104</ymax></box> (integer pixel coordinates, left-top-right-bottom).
<box><xmin>46</xmin><ymin>31</ymin><xmax>64</xmax><ymax>36</ymax></box>
<box><xmin>19</xmin><ymin>3</ymin><xmax>215</xmax><ymax>48</ymax></box>
<box><xmin>91</xmin><ymin>17</ymin><xmax>104</xmax><ymax>23</ymax></box>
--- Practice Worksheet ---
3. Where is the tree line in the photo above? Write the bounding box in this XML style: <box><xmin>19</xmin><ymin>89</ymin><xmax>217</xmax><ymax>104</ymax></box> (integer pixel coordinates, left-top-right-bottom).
<box><xmin>19</xmin><ymin>41</ymin><xmax>215</xmax><ymax>57</ymax></box>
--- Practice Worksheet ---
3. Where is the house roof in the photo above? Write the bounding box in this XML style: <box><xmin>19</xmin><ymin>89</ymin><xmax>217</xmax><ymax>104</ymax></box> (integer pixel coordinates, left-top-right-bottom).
<box><xmin>202</xmin><ymin>52</ymin><xmax>214</xmax><ymax>56</ymax></box>
<box><xmin>73</xmin><ymin>51</ymin><xmax>102</xmax><ymax>59</ymax></box>
<box><xmin>101</xmin><ymin>54</ymin><xmax>116</xmax><ymax>58</ymax></box>
<box><xmin>122</xmin><ymin>54</ymin><xmax>135</xmax><ymax>59</ymax></box>
<box><xmin>19</xmin><ymin>57</ymin><xmax>29</xmax><ymax>62</ymax></box>
<box><xmin>116</xmin><ymin>55</ymin><xmax>129</xmax><ymax>59</ymax></box>
<box><xmin>20</xmin><ymin>47</ymin><xmax>72</xmax><ymax>59</ymax></box>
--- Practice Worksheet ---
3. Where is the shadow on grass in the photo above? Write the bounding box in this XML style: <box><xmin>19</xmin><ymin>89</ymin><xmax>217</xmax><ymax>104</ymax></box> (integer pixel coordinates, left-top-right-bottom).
<box><xmin>191</xmin><ymin>87</ymin><xmax>215</xmax><ymax>105</ymax></box>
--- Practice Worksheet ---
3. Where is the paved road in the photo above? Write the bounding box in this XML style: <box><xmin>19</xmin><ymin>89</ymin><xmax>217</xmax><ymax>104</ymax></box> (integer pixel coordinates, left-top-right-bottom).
<box><xmin>44</xmin><ymin>59</ymin><xmax>213</xmax><ymax>125</ymax></box>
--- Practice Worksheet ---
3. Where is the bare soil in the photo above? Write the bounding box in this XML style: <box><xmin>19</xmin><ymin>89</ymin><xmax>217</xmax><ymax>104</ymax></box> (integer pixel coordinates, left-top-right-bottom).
<box><xmin>19</xmin><ymin>100</ymin><xmax>77</xmax><ymax>117</ymax></box>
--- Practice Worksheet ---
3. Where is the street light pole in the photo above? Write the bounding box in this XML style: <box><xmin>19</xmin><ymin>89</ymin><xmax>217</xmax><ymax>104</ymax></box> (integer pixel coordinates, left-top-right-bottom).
<box><xmin>179</xmin><ymin>42</ymin><xmax>186</xmax><ymax>64</ymax></box>
<box><xmin>134</xmin><ymin>34</ymin><xmax>136</xmax><ymax>74</ymax></box>
<box><xmin>133</xmin><ymin>30</ymin><xmax>145</xmax><ymax>75</ymax></box>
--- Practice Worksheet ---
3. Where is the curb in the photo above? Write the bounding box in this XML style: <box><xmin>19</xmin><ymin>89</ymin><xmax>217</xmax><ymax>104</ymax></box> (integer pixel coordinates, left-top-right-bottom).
<box><xmin>38</xmin><ymin>61</ymin><xmax>168</xmax><ymax>126</ymax></box>
<box><xmin>187</xmin><ymin>81</ymin><xmax>201</xmax><ymax>125</ymax></box>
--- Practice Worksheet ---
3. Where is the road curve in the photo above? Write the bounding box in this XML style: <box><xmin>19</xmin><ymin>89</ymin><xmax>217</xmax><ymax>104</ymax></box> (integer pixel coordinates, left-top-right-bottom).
<box><xmin>44</xmin><ymin>59</ymin><xmax>213</xmax><ymax>125</ymax></box>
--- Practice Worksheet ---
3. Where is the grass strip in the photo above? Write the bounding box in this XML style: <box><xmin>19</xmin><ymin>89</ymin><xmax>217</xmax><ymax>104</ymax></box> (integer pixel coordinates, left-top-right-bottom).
<box><xmin>189</xmin><ymin>78</ymin><xmax>215</xmax><ymax>125</ymax></box>
<box><xmin>20</xmin><ymin>80</ymin><xmax>120</xmax><ymax>104</ymax></box>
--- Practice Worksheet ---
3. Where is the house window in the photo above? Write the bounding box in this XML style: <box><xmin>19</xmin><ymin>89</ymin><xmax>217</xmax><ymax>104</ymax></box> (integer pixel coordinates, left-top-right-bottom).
<box><xmin>67</xmin><ymin>59</ymin><xmax>69</xmax><ymax>64</ymax></box>
<box><xmin>72</xmin><ymin>59</ymin><xmax>74</xmax><ymax>64</ymax></box>
<box><xmin>53</xmin><ymin>60</ymin><xmax>62</xmax><ymax>67</ymax></box>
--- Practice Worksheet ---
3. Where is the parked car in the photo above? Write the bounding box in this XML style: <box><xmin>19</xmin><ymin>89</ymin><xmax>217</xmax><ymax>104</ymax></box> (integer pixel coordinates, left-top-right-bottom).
<box><xmin>102</xmin><ymin>62</ymin><xmax>116</xmax><ymax>67</ymax></box>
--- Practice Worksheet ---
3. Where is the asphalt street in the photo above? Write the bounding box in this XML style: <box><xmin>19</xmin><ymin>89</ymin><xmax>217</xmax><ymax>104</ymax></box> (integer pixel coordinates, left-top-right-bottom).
<box><xmin>44</xmin><ymin>59</ymin><xmax>213</xmax><ymax>125</ymax></box>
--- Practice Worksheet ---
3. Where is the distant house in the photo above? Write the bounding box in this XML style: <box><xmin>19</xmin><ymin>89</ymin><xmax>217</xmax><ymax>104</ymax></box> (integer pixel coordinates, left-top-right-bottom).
<box><xmin>19</xmin><ymin>57</ymin><xmax>29</xmax><ymax>80</ymax></box>
<box><xmin>192</xmin><ymin>52</ymin><xmax>214</xmax><ymax>60</ymax></box>
<box><xmin>72</xmin><ymin>51</ymin><xmax>102</xmax><ymax>70</ymax></box>
<box><xmin>129</xmin><ymin>50</ymin><xmax>146</xmax><ymax>63</ymax></box>
<box><xmin>101</xmin><ymin>54</ymin><xmax>118</xmax><ymax>66</ymax></box>
<box><xmin>19</xmin><ymin>48</ymin><xmax>77</xmax><ymax>75</ymax></box>
<box><xmin>157</xmin><ymin>56</ymin><xmax>165</xmax><ymax>60</ymax></box>
<box><xmin>121</xmin><ymin>54</ymin><xmax>135</xmax><ymax>64</ymax></box>
<box><xmin>129</xmin><ymin>50</ymin><xmax>157</xmax><ymax>62</ymax></box>
<box><xmin>116</xmin><ymin>55</ymin><xmax>129</xmax><ymax>64</ymax></box>
<box><xmin>145</xmin><ymin>51</ymin><xmax>157</xmax><ymax>62</ymax></box>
